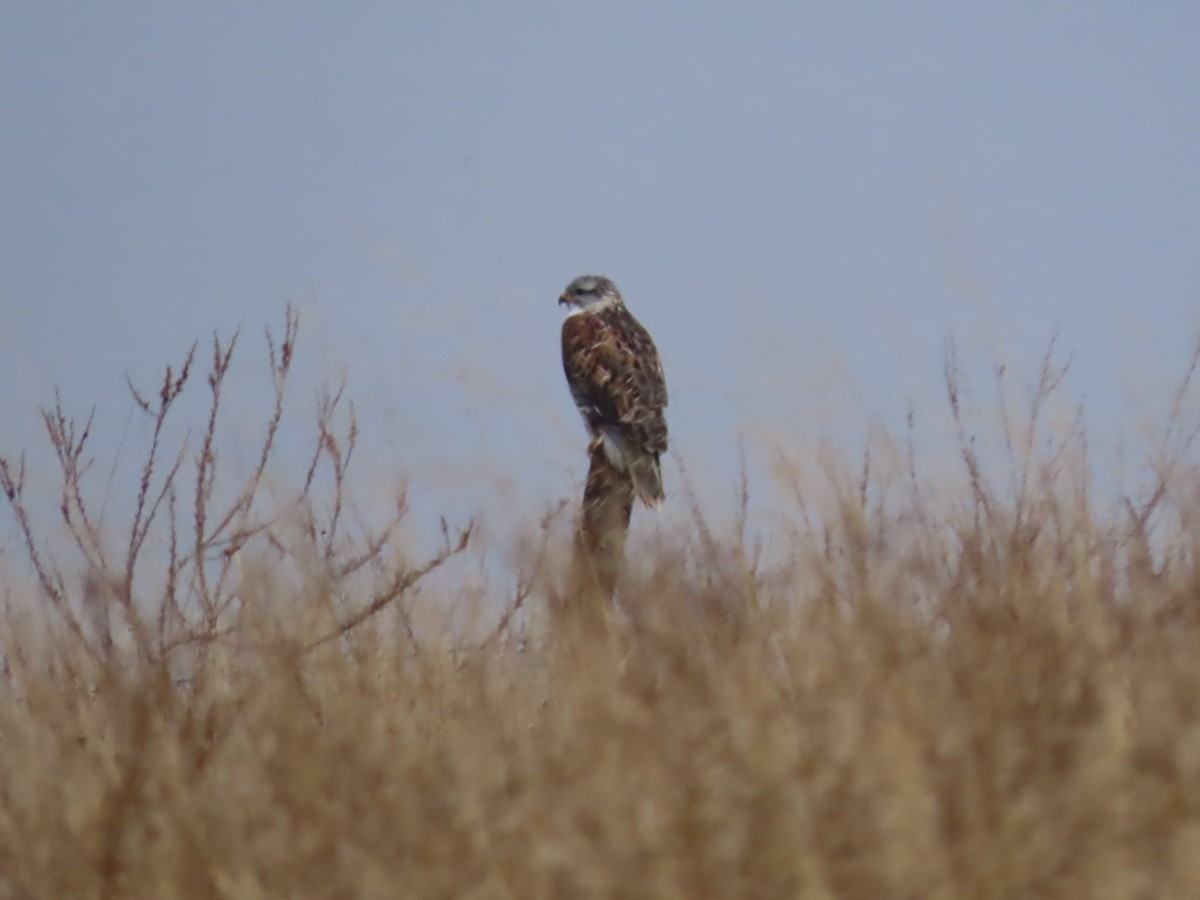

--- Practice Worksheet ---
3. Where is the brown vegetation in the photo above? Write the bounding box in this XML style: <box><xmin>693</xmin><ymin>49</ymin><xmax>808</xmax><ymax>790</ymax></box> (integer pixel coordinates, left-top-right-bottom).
<box><xmin>1</xmin><ymin>315</ymin><xmax>1199</xmax><ymax>898</ymax></box>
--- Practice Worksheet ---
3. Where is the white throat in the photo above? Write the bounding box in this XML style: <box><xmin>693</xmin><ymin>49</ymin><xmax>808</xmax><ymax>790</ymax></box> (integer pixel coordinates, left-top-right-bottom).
<box><xmin>566</xmin><ymin>295</ymin><xmax>621</xmax><ymax>316</ymax></box>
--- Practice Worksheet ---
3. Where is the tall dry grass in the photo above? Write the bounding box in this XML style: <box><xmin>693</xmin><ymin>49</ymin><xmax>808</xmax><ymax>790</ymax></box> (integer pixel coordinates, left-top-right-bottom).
<box><xmin>1</xmin><ymin>314</ymin><xmax>1199</xmax><ymax>898</ymax></box>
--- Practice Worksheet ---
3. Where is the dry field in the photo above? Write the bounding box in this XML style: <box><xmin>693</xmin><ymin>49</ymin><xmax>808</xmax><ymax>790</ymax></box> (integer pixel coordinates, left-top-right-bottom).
<box><xmin>1</xmin><ymin>316</ymin><xmax>1199</xmax><ymax>898</ymax></box>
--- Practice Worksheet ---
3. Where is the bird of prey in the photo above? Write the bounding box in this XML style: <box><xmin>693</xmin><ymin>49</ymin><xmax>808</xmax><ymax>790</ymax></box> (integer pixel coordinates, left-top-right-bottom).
<box><xmin>559</xmin><ymin>274</ymin><xmax>669</xmax><ymax>508</ymax></box>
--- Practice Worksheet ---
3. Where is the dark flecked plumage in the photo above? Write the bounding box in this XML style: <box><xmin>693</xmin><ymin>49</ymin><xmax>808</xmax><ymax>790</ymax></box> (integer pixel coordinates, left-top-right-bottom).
<box><xmin>559</xmin><ymin>275</ymin><xmax>668</xmax><ymax>507</ymax></box>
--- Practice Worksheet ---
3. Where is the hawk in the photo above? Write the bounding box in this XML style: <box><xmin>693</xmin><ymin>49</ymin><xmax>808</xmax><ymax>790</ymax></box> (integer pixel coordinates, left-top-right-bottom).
<box><xmin>559</xmin><ymin>274</ymin><xmax>669</xmax><ymax>508</ymax></box>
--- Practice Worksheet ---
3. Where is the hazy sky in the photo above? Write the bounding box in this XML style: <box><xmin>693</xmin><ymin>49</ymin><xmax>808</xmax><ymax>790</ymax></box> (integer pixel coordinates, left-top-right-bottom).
<box><xmin>3</xmin><ymin>4</ymin><xmax>1199</xmax><ymax>544</ymax></box>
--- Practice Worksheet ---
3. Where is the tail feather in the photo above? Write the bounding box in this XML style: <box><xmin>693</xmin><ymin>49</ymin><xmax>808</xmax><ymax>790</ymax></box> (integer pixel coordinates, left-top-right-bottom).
<box><xmin>629</xmin><ymin>454</ymin><xmax>664</xmax><ymax>509</ymax></box>
<box><xmin>597</xmin><ymin>430</ymin><xmax>664</xmax><ymax>509</ymax></box>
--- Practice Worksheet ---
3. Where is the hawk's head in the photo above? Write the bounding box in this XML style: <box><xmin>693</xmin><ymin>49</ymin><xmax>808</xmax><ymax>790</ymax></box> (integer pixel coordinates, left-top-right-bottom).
<box><xmin>559</xmin><ymin>274</ymin><xmax>623</xmax><ymax>312</ymax></box>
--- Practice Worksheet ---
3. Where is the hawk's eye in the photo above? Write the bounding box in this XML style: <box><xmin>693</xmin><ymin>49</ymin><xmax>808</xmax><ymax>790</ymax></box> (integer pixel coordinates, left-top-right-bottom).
<box><xmin>574</xmin><ymin>286</ymin><xmax>587</xmax><ymax>295</ymax></box>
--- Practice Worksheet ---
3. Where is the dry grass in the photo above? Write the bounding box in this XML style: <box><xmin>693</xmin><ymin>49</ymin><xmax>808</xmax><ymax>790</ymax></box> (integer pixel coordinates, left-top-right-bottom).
<box><xmin>2</xmin><ymin>315</ymin><xmax>1200</xmax><ymax>898</ymax></box>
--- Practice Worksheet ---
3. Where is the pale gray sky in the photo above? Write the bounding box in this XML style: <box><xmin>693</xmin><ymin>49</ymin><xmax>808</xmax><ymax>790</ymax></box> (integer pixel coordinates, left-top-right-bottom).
<box><xmin>3</xmin><ymin>4</ymin><xmax>1199</xmax><ymax>542</ymax></box>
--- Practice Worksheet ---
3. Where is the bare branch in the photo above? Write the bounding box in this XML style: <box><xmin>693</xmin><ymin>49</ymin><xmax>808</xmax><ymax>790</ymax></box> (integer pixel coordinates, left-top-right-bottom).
<box><xmin>192</xmin><ymin>331</ymin><xmax>237</xmax><ymax>624</ymax></box>
<box><xmin>124</xmin><ymin>343</ymin><xmax>196</xmax><ymax>610</ymax></box>
<box><xmin>0</xmin><ymin>454</ymin><xmax>86</xmax><ymax>645</ymax></box>
<box><xmin>42</xmin><ymin>393</ymin><xmax>106</xmax><ymax>574</ymax></box>
<box><xmin>944</xmin><ymin>335</ymin><xmax>994</xmax><ymax>526</ymax></box>
<box><xmin>302</xmin><ymin>522</ymin><xmax>473</xmax><ymax>652</ymax></box>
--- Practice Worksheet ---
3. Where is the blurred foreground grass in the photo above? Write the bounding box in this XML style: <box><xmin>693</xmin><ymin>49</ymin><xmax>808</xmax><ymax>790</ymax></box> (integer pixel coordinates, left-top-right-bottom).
<box><xmin>1</xmin><ymin>317</ymin><xmax>1199</xmax><ymax>898</ymax></box>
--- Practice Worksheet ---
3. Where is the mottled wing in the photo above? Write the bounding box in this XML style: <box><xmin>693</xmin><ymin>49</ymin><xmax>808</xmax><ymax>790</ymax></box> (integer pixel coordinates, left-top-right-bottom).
<box><xmin>561</xmin><ymin>307</ymin><xmax>668</xmax><ymax>454</ymax></box>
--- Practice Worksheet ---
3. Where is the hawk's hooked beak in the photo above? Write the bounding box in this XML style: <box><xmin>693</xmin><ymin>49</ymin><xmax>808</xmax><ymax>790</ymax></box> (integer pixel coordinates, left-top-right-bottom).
<box><xmin>558</xmin><ymin>292</ymin><xmax>572</xmax><ymax>306</ymax></box>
